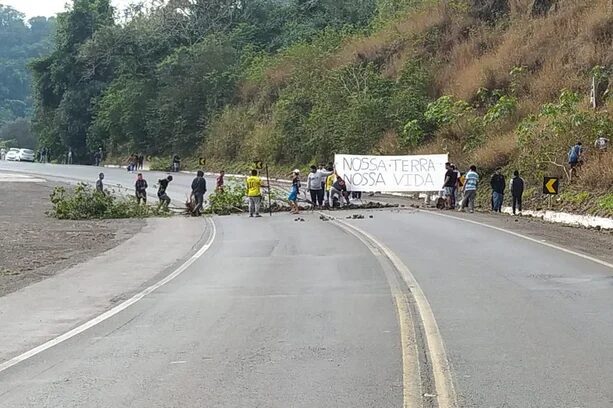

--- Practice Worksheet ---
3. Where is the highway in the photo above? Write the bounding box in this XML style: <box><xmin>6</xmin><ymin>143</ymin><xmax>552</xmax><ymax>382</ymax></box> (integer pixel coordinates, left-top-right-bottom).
<box><xmin>1</xmin><ymin>162</ymin><xmax>612</xmax><ymax>407</ymax></box>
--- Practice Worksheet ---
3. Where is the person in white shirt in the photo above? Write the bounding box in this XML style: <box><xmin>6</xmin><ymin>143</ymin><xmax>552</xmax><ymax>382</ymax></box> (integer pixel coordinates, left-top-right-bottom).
<box><xmin>306</xmin><ymin>165</ymin><xmax>333</xmax><ymax>208</ymax></box>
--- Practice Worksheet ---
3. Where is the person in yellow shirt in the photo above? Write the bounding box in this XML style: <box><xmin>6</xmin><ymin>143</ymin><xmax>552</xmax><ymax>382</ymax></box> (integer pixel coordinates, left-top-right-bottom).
<box><xmin>246</xmin><ymin>169</ymin><xmax>263</xmax><ymax>218</ymax></box>
<box><xmin>325</xmin><ymin>172</ymin><xmax>336</xmax><ymax>207</ymax></box>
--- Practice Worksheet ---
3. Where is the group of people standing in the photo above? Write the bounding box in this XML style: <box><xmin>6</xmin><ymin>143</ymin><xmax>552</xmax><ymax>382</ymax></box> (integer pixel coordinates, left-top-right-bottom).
<box><xmin>442</xmin><ymin>162</ymin><xmax>525</xmax><ymax>215</ymax></box>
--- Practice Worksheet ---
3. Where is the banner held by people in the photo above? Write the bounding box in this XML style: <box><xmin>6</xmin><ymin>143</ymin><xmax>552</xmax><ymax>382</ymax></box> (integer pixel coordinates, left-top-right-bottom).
<box><xmin>335</xmin><ymin>154</ymin><xmax>449</xmax><ymax>192</ymax></box>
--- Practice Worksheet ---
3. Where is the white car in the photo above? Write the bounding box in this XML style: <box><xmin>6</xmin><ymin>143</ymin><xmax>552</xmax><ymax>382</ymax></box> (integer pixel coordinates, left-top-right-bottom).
<box><xmin>5</xmin><ymin>148</ymin><xmax>35</xmax><ymax>162</ymax></box>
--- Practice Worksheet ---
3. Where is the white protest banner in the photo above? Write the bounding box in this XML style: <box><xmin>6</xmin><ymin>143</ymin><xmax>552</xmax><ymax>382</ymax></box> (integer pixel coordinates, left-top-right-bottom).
<box><xmin>334</xmin><ymin>153</ymin><xmax>449</xmax><ymax>192</ymax></box>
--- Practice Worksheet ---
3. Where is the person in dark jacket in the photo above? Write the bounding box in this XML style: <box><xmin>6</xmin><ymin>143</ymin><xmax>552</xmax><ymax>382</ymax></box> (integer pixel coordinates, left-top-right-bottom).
<box><xmin>510</xmin><ymin>170</ymin><xmax>525</xmax><ymax>215</ymax></box>
<box><xmin>490</xmin><ymin>167</ymin><xmax>506</xmax><ymax>212</ymax></box>
<box><xmin>191</xmin><ymin>170</ymin><xmax>207</xmax><ymax>216</ymax></box>
<box><xmin>135</xmin><ymin>173</ymin><xmax>148</xmax><ymax>205</ymax></box>
<box><xmin>158</xmin><ymin>175</ymin><xmax>173</xmax><ymax>209</ymax></box>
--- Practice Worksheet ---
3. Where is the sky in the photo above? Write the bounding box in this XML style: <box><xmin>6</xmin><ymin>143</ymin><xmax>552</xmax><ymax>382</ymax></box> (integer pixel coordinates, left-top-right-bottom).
<box><xmin>2</xmin><ymin>0</ymin><xmax>133</xmax><ymax>19</ymax></box>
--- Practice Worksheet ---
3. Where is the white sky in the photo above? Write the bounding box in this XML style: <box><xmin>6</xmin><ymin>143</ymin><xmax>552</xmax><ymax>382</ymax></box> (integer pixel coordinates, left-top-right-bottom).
<box><xmin>1</xmin><ymin>0</ymin><xmax>134</xmax><ymax>19</ymax></box>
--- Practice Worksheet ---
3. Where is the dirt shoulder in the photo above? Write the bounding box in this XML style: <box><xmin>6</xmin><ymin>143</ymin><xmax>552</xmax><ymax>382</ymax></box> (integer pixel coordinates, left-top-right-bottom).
<box><xmin>0</xmin><ymin>180</ymin><xmax>143</xmax><ymax>297</ymax></box>
<box><xmin>372</xmin><ymin>194</ymin><xmax>613</xmax><ymax>265</ymax></box>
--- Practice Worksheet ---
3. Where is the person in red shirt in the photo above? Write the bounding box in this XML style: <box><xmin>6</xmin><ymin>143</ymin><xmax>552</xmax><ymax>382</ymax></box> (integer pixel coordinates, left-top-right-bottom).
<box><xmin>216</xmin><ymin>170</ymin><xmax>225</xmax><ymax>193</ymax></box>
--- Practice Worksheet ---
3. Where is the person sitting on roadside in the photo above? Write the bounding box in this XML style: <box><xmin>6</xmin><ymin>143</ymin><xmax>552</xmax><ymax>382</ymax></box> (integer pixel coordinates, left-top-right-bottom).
<box><xmin>135</xmin><ymin>173</ymin><xmax>148</xmax><ymax>205</ymax></box>
<box><xmin>329</xmin><ymin>176</ymin><xmax>350</xmax><ymax>208</ymax></box>
<box><xmin>157</xmin><ymin>175</ymin><xmax>173</xmax><ymax>209</ymax></box>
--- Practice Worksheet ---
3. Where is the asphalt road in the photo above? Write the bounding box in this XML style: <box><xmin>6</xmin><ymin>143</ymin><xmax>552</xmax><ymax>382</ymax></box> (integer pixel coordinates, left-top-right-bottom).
<box><xmin>0</xmin><ymin>161</ymin><xmax>214</xmax><ymax>207</ymax></box>
<box><xmin>1</xmin><ymin>161</ymin><xmax>612</xmax><ymax>407</ymax></box>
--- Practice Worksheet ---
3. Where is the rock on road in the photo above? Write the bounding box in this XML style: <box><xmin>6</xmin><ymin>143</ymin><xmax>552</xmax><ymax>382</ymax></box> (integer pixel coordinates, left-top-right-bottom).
<box><xmin>1</xmin><ymin>161</ymin><xmax>612</xmax><ymax>407</ymax></box>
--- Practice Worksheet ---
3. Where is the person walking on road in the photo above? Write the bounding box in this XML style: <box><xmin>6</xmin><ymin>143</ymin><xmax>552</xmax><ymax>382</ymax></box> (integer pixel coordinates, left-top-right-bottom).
<box><xmin>96</xmin><ymin>173</ymin><xmax>105</xmax><ymax>195</ymax></box>
<box><xmin>135</xmin><ymin>173</ymin><xmax>148</xmax><ymax>205</ymax></box>
<box><xmin>288</xmin><ymin>170</ymin><xmax>301</xmax><ymax>214</ymax></box>
<box><xmin>460</xmin><ymin>166</ymin><xmax>479</xmax><ymax>213</ymax></box>
<box><xmin>157</xmin><ymin>175</ymin><xmax>173</xmax><ymax>210</ymax></box>
<box><xmin>191</xmin><ymin>171</ymin><xmax>207</xmax><ymax>216</ymax></box>
<box><xmin>510</xmin><ymin>170</ymin><xmax>525</xmax><ymax>215</ymax></box>
<box><xmin>216</xmin><ymin>170</ymin><xmax>225</xmax><ymax>193</ymax></box>
<box><xmin>490</xmin><ymin>167</ymin><xmax>506</xmax><ymax>213</ymax></box>
<box><xmin>246</xmin><ymin>169</ymin><xmax>263</xmax><ymax>218</ymax></box>
<box><xmin>307</xmin><ymin>165</ymin><xmax>332</xmax><ymax>209</ymax></box>
<box><xmin>67</xmin><ymin>147</ymin><xmax>73</xmax><ymax>165</ymax></box>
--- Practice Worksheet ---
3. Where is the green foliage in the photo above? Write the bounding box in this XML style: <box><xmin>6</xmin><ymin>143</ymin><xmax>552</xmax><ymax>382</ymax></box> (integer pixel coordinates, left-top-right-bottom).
<box><xmin>516</xmin><ymin>89</ymin><xmax>613</xmax><ymax>178</ymax></box>
<box><xmin>49</xmin><ymin>183</ymin><xmax>167</xmax><ymax>220</ymax></box>
<box><xmin>0</xmin><ymin>118</ymin><xmax>36</xmax><ymax>148</ymax></box>
<box><xmin>0</xmin><ymin>5</ymin><xmax>55</xmax><ymax>139</ymax></box>
<box><xmin>205</xmin><ymin>179</ymin><xmax>246</xmax><ymax>215</ymax></box>
<box><xmin>597</xmin><ymin>194</ymin><xmax>613</xmax><ymax>212</ymax></box>
<box><xmin>560</xmin><ymin>191</ymin><xmax>591</xmax><ymax>206</ymax></box>
<box><xmin>483</xmin><ymin>95</ymin><xmax>517</xmax><ymax>125</ymax></box>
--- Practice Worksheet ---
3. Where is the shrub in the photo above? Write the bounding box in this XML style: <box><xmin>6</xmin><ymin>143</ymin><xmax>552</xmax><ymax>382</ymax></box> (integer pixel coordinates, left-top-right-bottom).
<box><xmin>49</xmin><ymin>183</ymin><xmax>167</xmax><ymax>220</ymax></box>
<box><xmin>205</xmin><ymin>179</ymin><xmax>247</xmax><ymax>215</ymax></box>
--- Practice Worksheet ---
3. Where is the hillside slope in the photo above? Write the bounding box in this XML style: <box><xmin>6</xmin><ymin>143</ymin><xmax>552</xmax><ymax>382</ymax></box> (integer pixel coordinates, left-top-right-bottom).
<box><xmin>204</xmin><ymin>0</ymin><xmax>612</xmax><ymax>207</ymax></box>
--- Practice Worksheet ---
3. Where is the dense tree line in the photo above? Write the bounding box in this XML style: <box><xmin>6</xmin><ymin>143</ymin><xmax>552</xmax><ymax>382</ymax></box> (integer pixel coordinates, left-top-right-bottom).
<box><xmin>0</xmin><ymin>5</ymin><xmax>55</xmax><ymax>148</ymax></box>
<box><xmin>31</xmin><ymin>0</ymin><xmax>379</xmax><ymax>163</ymax></box>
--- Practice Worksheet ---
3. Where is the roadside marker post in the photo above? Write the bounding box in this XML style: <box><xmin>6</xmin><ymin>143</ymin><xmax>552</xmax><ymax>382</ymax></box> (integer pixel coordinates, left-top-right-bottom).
<box><xmin>543</xmin><ymin>176</ymin><xmax>559</xmax><ymax>209</ymax></box>
<box><xmin>253</xmin><ymin>160</ymin><xmax>271</xmax><ymax>217</ymax></box>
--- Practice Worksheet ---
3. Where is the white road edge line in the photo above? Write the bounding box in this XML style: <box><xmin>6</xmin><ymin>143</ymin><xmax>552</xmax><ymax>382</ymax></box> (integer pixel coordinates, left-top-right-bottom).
<box><xmin>331</xmin><ymin>217</ymin><xmax>457</xmax><ymax>408</ymax></box>
<box><xmin>425</xmin><ymin>211</ymin><xmax>613</xmax><ymax>270</ymax></box>
<box><xmin>0</xmin><ymin>218</ymin><xmax>217</xmax><ymax>374</ymax></box>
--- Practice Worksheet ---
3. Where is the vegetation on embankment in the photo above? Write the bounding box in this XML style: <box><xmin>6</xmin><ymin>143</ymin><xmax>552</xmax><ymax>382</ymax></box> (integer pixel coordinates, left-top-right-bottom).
<box><xmin>31</xmin><ymin>0</ymin><xmax>612</xmax><ymax>215</ymax></box>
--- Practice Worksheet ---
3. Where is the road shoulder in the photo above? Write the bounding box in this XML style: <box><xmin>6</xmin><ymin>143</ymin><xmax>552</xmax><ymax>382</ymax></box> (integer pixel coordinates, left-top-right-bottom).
<box><xmin>0</xmin><ymin>216</ymin><xmax>207</xmax><ymax>364</ymax></box>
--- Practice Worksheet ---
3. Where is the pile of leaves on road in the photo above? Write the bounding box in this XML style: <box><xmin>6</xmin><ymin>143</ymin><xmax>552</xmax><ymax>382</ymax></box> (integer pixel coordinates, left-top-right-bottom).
<box><xmin>204</xmin><ymin>179</ymin><xmax>247</xmax><ymax>215</ymax></box>
<box><xmin>48</xmin><ymin>183</ymin><xmax>168</xmax><ymax>220</ymax></box>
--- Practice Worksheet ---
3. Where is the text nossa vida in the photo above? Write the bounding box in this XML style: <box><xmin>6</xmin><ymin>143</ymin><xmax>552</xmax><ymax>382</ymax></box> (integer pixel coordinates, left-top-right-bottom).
<box><xmin>340</xmin><ymin>157</ymin><xmax>438</xmax><ymax>188</ymax></box>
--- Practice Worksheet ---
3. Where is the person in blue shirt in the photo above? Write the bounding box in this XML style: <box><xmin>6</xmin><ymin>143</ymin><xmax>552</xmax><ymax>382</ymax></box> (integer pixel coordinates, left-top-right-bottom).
<box><xmin>460</xmin><ymin>165</ymin><xmax>479</xmax><ymax>213</ymax></box>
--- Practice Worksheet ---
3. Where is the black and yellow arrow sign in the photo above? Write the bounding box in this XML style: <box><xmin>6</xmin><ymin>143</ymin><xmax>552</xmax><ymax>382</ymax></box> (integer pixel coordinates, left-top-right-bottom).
<box><xmin>543</xmin><ymin>177</ymin><xmax>559</xmax><ymax>195</ymax></box>
<box><xmin>253</xmin><ymin>160</ymin><xmax>264</xmax><ymax>170</ymax></box>
<box><xmin>199</xmin><ymin>157</ymin><xmax>206</xmax><ymax>166</ymax></box>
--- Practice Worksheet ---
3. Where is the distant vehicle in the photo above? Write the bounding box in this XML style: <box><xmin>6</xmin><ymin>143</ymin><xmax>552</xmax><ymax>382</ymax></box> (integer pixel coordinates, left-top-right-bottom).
<box><xmin>5</xmin><ymin>148</ymin><xmax>35</xmax><ymax>162</ymax></box>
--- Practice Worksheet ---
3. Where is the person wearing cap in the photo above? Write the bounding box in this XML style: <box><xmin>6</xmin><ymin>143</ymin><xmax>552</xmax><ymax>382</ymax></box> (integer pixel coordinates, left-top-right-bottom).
<box><xmin>288</xmin><ymin>169</ymin><xmax>301</xmax><ymax>214</ymax></box>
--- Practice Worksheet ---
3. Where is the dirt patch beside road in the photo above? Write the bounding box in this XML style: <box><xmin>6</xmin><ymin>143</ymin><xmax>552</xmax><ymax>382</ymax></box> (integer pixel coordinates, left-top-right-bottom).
<box><xmin>0</xmin><ymin>181</ymin><xmax>142</xmax><ymax>297</ymax></box>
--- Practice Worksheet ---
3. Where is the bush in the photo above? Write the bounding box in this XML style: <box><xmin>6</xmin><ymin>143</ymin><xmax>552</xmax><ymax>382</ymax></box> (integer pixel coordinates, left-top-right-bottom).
<box><xmin>205</xmin><ymin>179</ymin><xmax>247</xmax><ymax>215</ymax></box>
<box><xmin>49</xmin><ymin>183</ymin><xmax>167</xmax><ymax>220</ymax></box>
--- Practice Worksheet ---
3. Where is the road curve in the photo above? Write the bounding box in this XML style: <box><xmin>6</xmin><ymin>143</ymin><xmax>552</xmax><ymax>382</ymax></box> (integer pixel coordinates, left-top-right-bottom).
<box><xmin>1</xmin><ymin>162</ymin><xmax>612</xmax><ymax>407</ymax></box>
